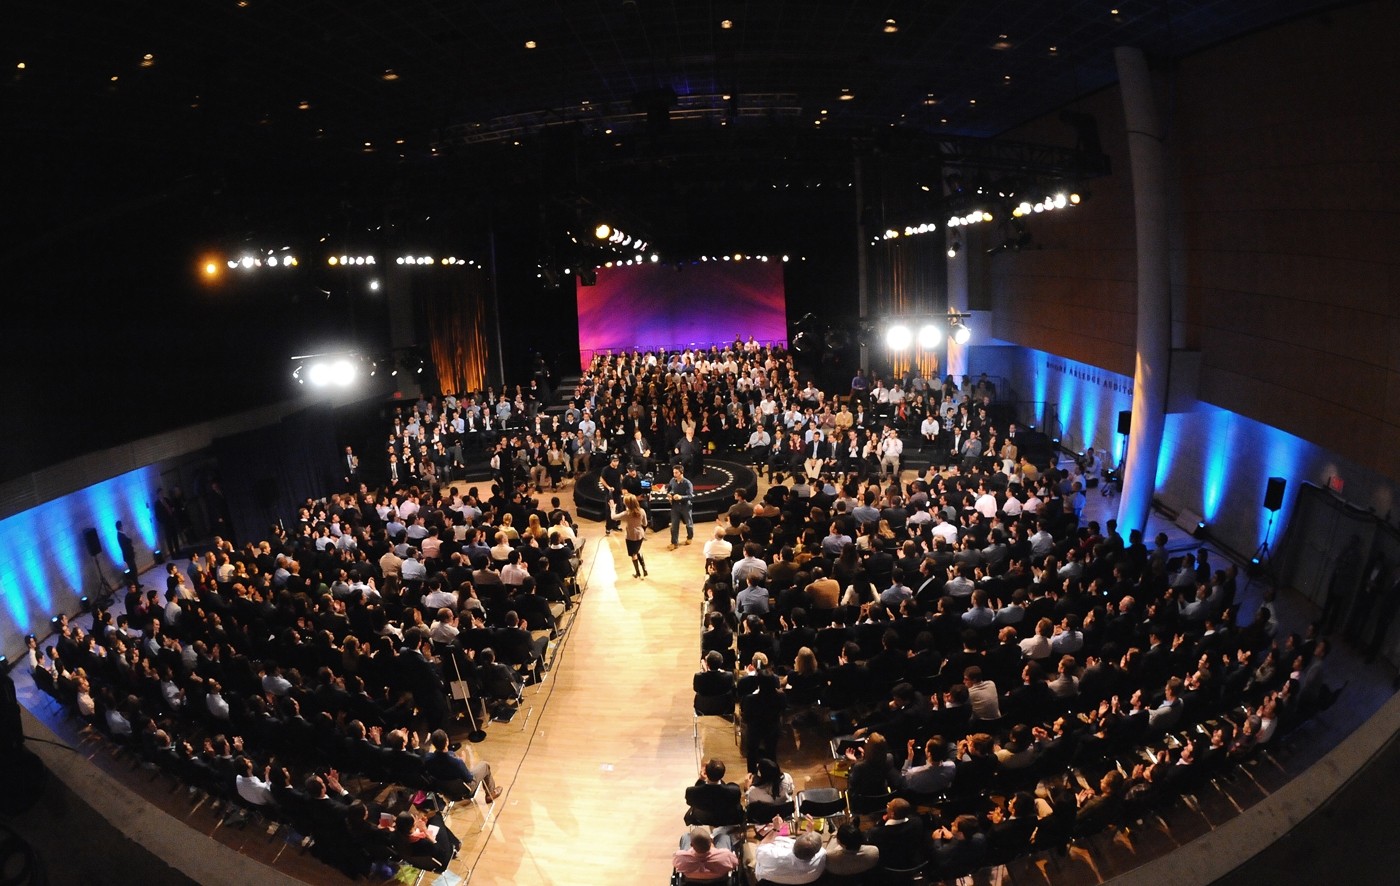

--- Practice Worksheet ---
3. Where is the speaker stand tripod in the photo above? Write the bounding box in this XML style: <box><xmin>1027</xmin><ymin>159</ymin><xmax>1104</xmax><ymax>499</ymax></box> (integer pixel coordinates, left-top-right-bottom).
<box><xmin>90</xmin><ymin>553</ymin><xmax>117</xmax><ymax>608</ymax></box>
<box><xmin>1248</xmin><ymin>509</ymin><xmax>1279</xmax><ymax>589</ymax></box>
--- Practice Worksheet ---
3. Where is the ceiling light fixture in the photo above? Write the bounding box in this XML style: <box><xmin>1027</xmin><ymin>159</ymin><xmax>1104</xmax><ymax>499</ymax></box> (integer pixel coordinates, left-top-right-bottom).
<box><xmin>382</xmin><ymin>69</ymin><xmax>399</xmax><ymax>81</ymax></box>
<box><xmin>720</xmin><ymin>19</ymin><xmax>733</xmax><ymax>29</ymax></box>
<box><xmin>883</xmin><ymin>19</ymin><xmax>899</xmax><ymax>33</ymax></box>
<box><xmin>524</xmin><ymin>40</ymin><xmax>537</xmax><ymax>49</ymax></box>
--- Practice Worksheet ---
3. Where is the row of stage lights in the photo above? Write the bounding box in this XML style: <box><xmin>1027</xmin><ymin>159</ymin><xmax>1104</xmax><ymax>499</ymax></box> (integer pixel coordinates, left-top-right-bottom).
<box><xmin>872</xmin><ymin>211</ymin><xmax>993</xmax><ymax>246</ymax></box>
<box><xmin>885</xmin><ymin>319</ymin><xmax>972</xmax><ymax>350</ymax></box>
<box><xmin>292</xmin><ymin>352</ymin><xmax>426</xmax><ymax>387</ymax></box>
<box><xmin>208</xmin><ymin>254</ymin><xmax>480</xmax><ymax>270</ymax></box>
<box><xmin>543</xmin><ymin>254</ymin><xmax>792</xmax><ymax>276</ymax></box>
<box><xmin>207</xmin><ymin>252</ymin><xmax>301</xmax><ymax>275</ymax></box>
<box><xmin>592</xmin><ymin>224</ymin><xmax>649</xmax><ymax>253</ymax></box>
<box><xmin>1012</xmin><ymin>192</ymin><xmax>1080</xmax><ymax>217</ymax></box>
<box><xmin>395</xmin><ymin>256</ymin><xmax>474</xmax><ymax>266</ymax></box>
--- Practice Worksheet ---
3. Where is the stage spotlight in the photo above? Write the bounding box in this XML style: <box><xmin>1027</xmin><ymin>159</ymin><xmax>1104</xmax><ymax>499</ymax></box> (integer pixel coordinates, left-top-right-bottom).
<box><xmin>594</xmin><ymin>224</ymin><xmax>612</xmax><ymax>240</ymax></box>
<box><xmin>204</xmin><ymin>261</ymin><xmax>219</xmax><ymax>276</ymax></box>
<box><xmin>947</xmin><ymin>242</ymin><xmax>961</xmax><ymax>259</ymax></box>
<box><xmin>306</xmin><ymin>362</ymin><xmax>331</xmax><ymax>386</ymax></box>
<box><xmin>953</xmin><ymin>323</ymin><xmax>972</xmax><ymax>345</ymax></box>
<box><xmin>886</xmin><ymin>324</ymin><xmax>913</xmax><ymax>351</ymax></box>
<box><xmin>917</xmin><ymin>324</ymin><xmax>942</xmax><ymax>348</ymax></box>
<box><xmin>335</xmin><ymin>359</ymin><xmax>356</xmax><ymax>385</ymax></box>
<box><xmin>791</xmin><ymin>331</ymin><xmax>818</xmax><ymax>356</ymax></box>
<box><xmin>1070</xmin><ymin>192</ymin><xmax>1082</xmax><ymax>204</ymax></box>
<box><xmin>369</xmin><ymin>280</ymin><xmax>380</xmax><ymax>291</ymax></box>
<box><xmin>241</xmin><ymin>256</ymin><xmax>254</xmax><ymax>268</ymax></box>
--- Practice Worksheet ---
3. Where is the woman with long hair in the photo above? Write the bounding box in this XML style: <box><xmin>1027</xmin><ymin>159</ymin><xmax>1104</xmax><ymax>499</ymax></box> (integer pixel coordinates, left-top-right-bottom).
<box><xmin>524</xmin><ymin>512</ymin><xmax>548</xmax><ymax>544</ymax></box>
<box><xmin>744</xmin><ymin>757</ymin><xmax>795</xmax><ymax>806</ymax></box>
<box><xmin>613</xmin><ymin>492</ymin><xmax>649</xmax><ymax>578</ymax></box>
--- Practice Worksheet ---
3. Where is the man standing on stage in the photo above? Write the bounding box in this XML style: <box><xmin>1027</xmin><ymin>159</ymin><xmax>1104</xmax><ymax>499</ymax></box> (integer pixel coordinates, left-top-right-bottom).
<box><xmin>600</xmin><ymin>454</ymin><xmax>623</xmax><ymax>537</ymax></box>
<box><xmin>666</xmin><ymin>465</ymin><xmax>695</xmax><ymax>550</ymax></box>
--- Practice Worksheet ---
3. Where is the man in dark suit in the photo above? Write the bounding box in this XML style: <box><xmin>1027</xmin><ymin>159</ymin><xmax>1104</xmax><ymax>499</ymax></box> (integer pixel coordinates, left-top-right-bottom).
<box><xmin>115</xmin><ymin>520</ymin><xmax>138</xmax><ymax>575</ymax></box>
<box><xmin>693</xmin><ymin>650</ymin><xmax>736</xmax><ymax>715</ymax></box>
<box><xmin>627</xmin><ymin>429</ymin><xmax>656</xmax><ymax>474</ymax></box>
<box><xmin>863</xmin><ymin>538</ymin><xmax>895</xmax><ymax>591</ymax></box>
<box><xmin>684</xmin><ymin>758</ymin><xmax>744</xmax><ymax>828</ymax></box>
<box><xmin>803</xmin><ymin>429</ymin><xmax>835</xmax><ymax>481</ymax></box>
<box><xmin>866</xmin><ymin>798</ymin><xmax>930</xmax><ymax>870</ymax></box>
<box><xmin>599</xmin><ymin>454</ymin><xmax>623</xmax><ymax>535</ymax></box>
<box><xmin>398</xmin><ymin>629</ymin><xmax>452</xmax><ymax>731</ymax></box>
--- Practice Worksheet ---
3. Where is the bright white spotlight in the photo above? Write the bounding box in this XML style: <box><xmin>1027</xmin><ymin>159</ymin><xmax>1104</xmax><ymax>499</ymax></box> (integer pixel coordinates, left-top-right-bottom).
<box><xmin>226</xmin><ymin>260</ymin><xmax>238</xmax><ymax>269</ymax></box>
<box><xmin>594</xmin><ymin>223</ymin><xmax>611</xmax><ymax>240</ymax></box>
<box><xmin>267</xmin><ymin>256</ymin><xmax>278</xmax><ymax>266</ymax></box>
<box><xmin>917</xmin><ymin>324</ymin><xmax>942</xmax><ymax>348</ymax></box>
<box><xmin>330</xmin><ymin>359</ymin><xmax>356</xmax><ymax>386</ymax></box>
<box><xmin>886</xmin><ymin>324</ymin><xmax>913</xmax><ymax>350</ymax></box>
<box><xmin>307</xmin><ymin>362</ymin><xmax>333</xmax><ymax>387</ymax></box>
<box><xmin>369</xmin><ymin>280</ymin><xmax>380</xmax><ymax>291</ymax></box>
<box><xmin>240</xmin><ymin>256</ymin><xmax>254</xmax><ymax>268</ymax></box>
<box><xmin>1054</xmin><ymin>193</ymin><xmax>1068</xmax><ymax>208</ymax></box>
<box><xmin>953</xmin><ymin>324</ymin><xmax>972</xmax><ymax>345</ymax></box>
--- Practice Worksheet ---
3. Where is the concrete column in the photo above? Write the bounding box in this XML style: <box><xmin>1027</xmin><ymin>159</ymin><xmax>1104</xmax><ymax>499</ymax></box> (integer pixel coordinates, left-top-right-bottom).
<box><xmin>945</xmin><ymin>221</ymin><xmax>969</xmax><ymax>384</ymax></box>
<box><xmin>1113</xmin><ymin>46</ymin><xmax>1172</xmax><ymax>541</ymax></box>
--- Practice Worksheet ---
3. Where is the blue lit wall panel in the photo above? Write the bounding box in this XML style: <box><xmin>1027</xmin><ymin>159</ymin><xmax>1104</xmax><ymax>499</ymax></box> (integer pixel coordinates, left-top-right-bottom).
<box><xmin>0</xmin><ymin>467</ymin><xmax>158</xmax><ymax>654</ymax></box>
<box><xmin>999</xmin><ymin>344</ymin><xmax>1399</xmax><ymax>560</ymax></box>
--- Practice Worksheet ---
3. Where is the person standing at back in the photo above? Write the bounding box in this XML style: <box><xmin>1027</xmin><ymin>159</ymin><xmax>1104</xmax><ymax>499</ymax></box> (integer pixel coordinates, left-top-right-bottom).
<box><xmin>666</xmin><ymin>465</ymin><xmax>695</xmax><ymax>550</ymax></box>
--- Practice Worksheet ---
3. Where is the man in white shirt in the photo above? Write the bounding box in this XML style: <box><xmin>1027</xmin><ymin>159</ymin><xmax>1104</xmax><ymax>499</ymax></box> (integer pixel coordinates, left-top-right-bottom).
<box><xmin>919</xmin><ymin>413</ymin><xmax>940</xmax><ymax>450</ymax></box>
<box><xmin>878</xmin><ymin>428</ymin><xmax>904</xmax><ymax>481</ymax></box>
<box><xmin>973</xmin><ymin>488</ymin><xmax>998</xmax><ymax>520</ymax></box>
<box><xmin>748</xmin><ymin>825</ymin><xmax>826</xmax><ymax>885</ymax></box>
<box><xmin>236</xmin><ymin>757</ymin><xmax>277</xmax><ymax>807</ymax></box>
<box><xmin>400</xmin><ymin>551</ymin><xmax>428</xmax><ymax>583</ymax></box>
<box><xmin>703</xmin><ymin>526</ymin><xmax>733</xmax><ymax>563</ymax></box>
<box><xmin>963</xmin><ymin>666</ymin><xmax>1002</xmax><ymax>721</ymax></box>
<box><xmin>1029</xmin><ymin>524</ymin><xmax>1055</xmax><ymax>558</ymax></box>
<box><xmin>423</xmin><ymin>582</ymin><xmax>458</xmax><ymax>611</ymax></box>
<box><xmin>931</xmin><ymin>515</ymin><xmax>959</xmax><ymax>547</ymax></box>
<box><xmin>428</xmin><ymin>608</ymin><xmax>460</xmax><ymax>644</ymax></box>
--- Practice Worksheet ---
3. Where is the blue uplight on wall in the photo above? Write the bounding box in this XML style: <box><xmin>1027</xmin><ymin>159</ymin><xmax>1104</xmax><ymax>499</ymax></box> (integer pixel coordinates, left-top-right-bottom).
<box><xmin>1200</xmin><ymin>407</ymin><xmax>1233</xmax><ymax>522</ymax></box>
<box><xmin>0</xmin><ymin>467</ymin><xmax>159</xmax><ymax>640</ymax></box>
<box><xmin>1156</xmin><ymin>414</ymin><xmax>1181</xmax><ymax>488</ymax></box>
<box><xmin>1261</xmin><ymin>422</ymin><xmax>1307</xmax><ymax>528</ymax></box>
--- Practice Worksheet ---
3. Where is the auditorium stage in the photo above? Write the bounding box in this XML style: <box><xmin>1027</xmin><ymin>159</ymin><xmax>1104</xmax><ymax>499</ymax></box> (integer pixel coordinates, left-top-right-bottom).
<box><xmin>571</xmin><ymin>458</ymin><xmax>759</xmax><ymax>525</ymax></box>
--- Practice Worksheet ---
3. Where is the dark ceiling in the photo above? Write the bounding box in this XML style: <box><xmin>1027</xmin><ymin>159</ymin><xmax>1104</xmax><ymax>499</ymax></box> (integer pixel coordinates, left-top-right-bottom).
<box><xmin>4</xmin><ymin>0</ymin><xmax>1344</xmax><ymax>260</ymax></box>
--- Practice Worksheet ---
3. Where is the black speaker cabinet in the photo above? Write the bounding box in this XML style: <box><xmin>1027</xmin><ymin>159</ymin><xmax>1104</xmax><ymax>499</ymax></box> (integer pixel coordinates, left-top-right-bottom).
<box><xmin>1264</xmin><ymin>477</ymin><xmax>1286</xmax><ymax>512</ymax></box>
<box><xmin>82</xmin><ymin>527</ymin><xmax>102</xmax><ymax>557</ymax></box>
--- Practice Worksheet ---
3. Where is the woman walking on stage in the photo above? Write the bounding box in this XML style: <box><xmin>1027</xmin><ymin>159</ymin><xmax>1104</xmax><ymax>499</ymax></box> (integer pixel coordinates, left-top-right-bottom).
<box><xmin>615</xmin><ymin>493</ymin><xmax>650</xmax><ymax>579</ymax></box>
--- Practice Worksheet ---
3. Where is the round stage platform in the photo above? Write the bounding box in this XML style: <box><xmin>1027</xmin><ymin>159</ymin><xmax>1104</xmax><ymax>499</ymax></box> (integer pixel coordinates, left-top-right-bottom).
<box><xmin>572</xmin><ymin>459</ymin><xmax>759</xmax><ymax>525</ymax></box>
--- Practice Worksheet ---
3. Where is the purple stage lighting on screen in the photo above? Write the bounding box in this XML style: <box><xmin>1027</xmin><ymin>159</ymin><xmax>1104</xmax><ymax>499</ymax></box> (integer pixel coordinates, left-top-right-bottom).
<box><xmin>575</xmin><ymin>262</ymin><xmax>787</xmax><ymax>368</ymax></box>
